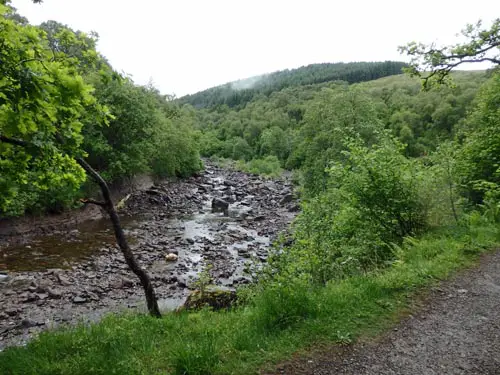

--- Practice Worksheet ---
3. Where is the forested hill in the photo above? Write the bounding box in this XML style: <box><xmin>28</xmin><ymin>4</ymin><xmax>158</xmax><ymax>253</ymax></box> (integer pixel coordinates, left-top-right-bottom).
<box><xmin>179</xmin><ymin>61</ymin><xmax>408</xmax><ymax>109</ymax></box>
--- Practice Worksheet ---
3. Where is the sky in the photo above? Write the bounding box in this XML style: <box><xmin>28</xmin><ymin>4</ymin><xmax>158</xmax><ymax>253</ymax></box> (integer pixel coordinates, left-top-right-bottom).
<box><xmin>11</xmin><ymin>0</ymin><xmax>500</xmax><ymax>97</ymax></box>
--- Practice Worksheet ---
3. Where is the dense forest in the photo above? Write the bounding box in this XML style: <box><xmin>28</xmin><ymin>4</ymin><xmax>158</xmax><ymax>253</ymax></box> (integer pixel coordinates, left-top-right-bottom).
<box><xmin>1</xmin><ymin>1</ymin><xmax>499</xmax><ymax>373</ymax></box>
<box><xmin>178</xmin><ymin>61</ymin><xmax>408</xmax><ymax>109</ymax></box>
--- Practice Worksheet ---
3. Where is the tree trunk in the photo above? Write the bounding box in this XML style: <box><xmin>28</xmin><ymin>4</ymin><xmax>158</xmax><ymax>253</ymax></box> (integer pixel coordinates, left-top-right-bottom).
<box><xmin>77</xmin><ymin>157</ymin><xmax>161</xmax><ymax>318</ymax></box>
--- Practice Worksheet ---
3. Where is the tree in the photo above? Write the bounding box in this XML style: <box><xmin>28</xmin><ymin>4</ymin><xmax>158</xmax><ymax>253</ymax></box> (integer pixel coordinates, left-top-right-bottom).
<box><xmin>0</xmin><ymin>5</ymin><xmax>161</xmax><ymax>317</ymax></box>
<box><xmin>399</xmin><ymin>19</ymin><xmax>500</xmax><ymax>205</ymax></box>
<box><xmin>399</xmin><ymin>18</ymin><xmax>500</xmax><ymax>90</ymax></box>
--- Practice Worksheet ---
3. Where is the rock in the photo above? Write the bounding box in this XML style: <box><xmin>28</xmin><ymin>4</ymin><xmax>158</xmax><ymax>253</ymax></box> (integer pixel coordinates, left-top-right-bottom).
<box><xmin>5</xmin><ymin>308</ymin><xmax>18</xmax><ymax>317</ymax></box>
<box><xmin>36</xmin><ymin>293</ymin><xmax>49</xmax><ymax>301</ymax></box>
<box><xmin>73</xmin><ymin>296</ymin><xmax>87</xmax><ymax>304</ymax></box>
<box><xmin>165</xmin><ymin>253</ymin><xmax>178</xmax><ymax>262</ymax></box>
<box><xmin>280</xmin><ymin>194</ymin><xmax>294</xmax><ymax>205</ymax></box>
<box><xmin>21</xmin><ymin>319</ymin><xmax>44</xmax><ymax>328</ymax></box>
<box><xmin>253</xmin><ymin>215</ymin><xmax>266</xmax><ymax>222</ymax></box>
<box><xmin>180</xmin><ymin>287</ymin><xmax>237</xmax><ymax>311</ymax></box>
<box><xmin>121</xmin><ymin>278</ymin><xmax>134</xmax><ymax>288</ymax></box>
<box><xmin>145</xmin><ymin>188</ymin><xmax>162</xmax><ymax>196</ymax></box>
<box><xmin>47</xmin><ymin>288</ymin><xmax>63</xmax><ymax>299</ymax></box>
<box><xmin>211</xmin><ymin>198</ymin><xmax>229</xmax><ymax>215</ymax></box>
<box><xmin>19</xmin><ymin>292</ymin><xmax>37</xmax><ymax>303</ymax></box>
<box><xmin>57</xmin><ymin>274</ymin><xmax>71</xmax><ymax>286</ymax></box>
<box><xmin>0</xmin><ymin>273</ymin><xmax>9</xmax><ymax>283</ymax></box>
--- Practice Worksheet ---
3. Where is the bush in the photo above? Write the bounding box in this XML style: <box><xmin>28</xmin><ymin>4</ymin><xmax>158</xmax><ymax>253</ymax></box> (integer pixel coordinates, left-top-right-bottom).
<box><xmin>271</xmin><ymin>136</ymin><xmax>430</xmax><ymax>285</ymax></box>
<box><xmin>236</xmin><ymin>156</ymin><xmax>283</xmax><ymax>177</ymax></box>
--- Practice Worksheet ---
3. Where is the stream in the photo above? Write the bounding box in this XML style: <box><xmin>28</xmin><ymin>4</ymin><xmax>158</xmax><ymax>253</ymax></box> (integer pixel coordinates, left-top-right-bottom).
<box><xmin>0</xmin><ymin>163</ymin><xmax>298</xmax><ymax>349</ymax></box>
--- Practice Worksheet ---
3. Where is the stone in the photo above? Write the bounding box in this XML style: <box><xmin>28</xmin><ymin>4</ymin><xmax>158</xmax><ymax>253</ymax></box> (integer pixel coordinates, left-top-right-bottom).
<box><xmin>57</xmin><ymin>274</ymin><xmax>71</xmax><ymax>286</ymax></box>
<box><xmin>211</xmin><ymin>198</ymin><xmax>229</xmax><ymax>215</ymax></box>
<box><xmin>180</xmin><ymin>287</ymin><xmax>237</xmax><ymax>311</ymax></box>
<box><xmin>280</xmin><ymin>194</ymin><xmax>294</xmax><ymax>205</ymax></box>
<box><xmin>21</xmin><ymin>319</ymin><xmax>44</xmax><ymax>328</ymax></box>
<box><xmin>47</xmin><ymin>288</ymin><xmax>63</xmax><ymax>299</ymax></box>
<box><xmin>36</xmin><ymin>293</ymin><xmax>49</xmax><ymax>301</ymax></box>
<box><xmin>73</xmin><ymin>296</ymin><xmax>87</xmax><ymax>304</ymax></box>
<box><xmin>165</xmin><ymin>253</ymin><xmax>178</xmax><ymax>262</ymax></box>
<box><xmin>5</xmin><ymin>308</ymin><xmax>18</xmax><ymax>317</ymax></box>
<box><xmin>0</xmin><ymin>273</ymin><xmax>9</xmax><ymax>283</ymax></box>
<box><xmin>121</xmin><ymin>278</ymin><xmax>134</xmax><ymax>288</ymax></box>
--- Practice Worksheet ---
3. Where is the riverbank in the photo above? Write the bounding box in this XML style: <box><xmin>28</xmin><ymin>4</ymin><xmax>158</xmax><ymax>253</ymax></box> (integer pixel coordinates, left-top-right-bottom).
<box><xmin>0</xmin><ymin>220</ymin><xmax>498</xmax><ymax>374</ymax></box>
<box><xmin>0</xmin><ymin>162</ymin><xmax>297</xmax><ymax>348</ymax></box>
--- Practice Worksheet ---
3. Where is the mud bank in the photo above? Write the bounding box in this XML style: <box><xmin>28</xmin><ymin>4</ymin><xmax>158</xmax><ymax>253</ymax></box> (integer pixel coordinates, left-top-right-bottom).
<box><xmin>0</xmin><ymin>162</ymin><xmax>298</xmax><ymax>349</ymax></box>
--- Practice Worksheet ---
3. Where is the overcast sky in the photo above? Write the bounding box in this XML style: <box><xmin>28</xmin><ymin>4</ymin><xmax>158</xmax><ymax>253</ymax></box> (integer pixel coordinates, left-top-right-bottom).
<box><xmin>11</xmin><ymin>0</ymin><xmax>500</xmax><ymax>97</ymax></box>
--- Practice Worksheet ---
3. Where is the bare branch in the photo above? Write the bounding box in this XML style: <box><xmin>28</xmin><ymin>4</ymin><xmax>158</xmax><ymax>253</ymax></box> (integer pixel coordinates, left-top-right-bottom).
<box><xmin>0</xmin><ymin>134</ymin><xmax>29</xmax><ymax>147</ymax></box>
<box><xmin>80</xmin><ymin>198</ymin><xmax>107</xmax><ymax>207</ymax></box>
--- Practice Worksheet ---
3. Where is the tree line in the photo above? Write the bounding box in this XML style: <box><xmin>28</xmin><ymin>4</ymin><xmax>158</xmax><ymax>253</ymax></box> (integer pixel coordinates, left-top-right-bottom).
<box><xmin>178</xmin><ymin>61</ymin><xmax>408</xmax><ymax>109</ymax></box>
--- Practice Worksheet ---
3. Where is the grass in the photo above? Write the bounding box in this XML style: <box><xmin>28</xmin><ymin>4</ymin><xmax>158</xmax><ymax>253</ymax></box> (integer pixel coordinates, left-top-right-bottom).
<box><xmin>1</xmin><ymin>223</ymin><xmax>498</xmax><ymax>375</ymax></box>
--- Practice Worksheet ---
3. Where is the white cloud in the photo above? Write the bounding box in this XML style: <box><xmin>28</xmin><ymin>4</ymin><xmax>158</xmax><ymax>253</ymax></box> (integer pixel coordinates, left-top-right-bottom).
<box><xmin>11</xmin><ymin>0</ymin><xmax>500</xmax><ymax>96</ymax></box>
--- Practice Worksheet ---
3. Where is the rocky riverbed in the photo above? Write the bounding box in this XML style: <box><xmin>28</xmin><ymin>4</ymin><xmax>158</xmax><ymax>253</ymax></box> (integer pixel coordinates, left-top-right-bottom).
<box><xmin>0</xmin><ymin>162</ymin><xmax>298</xmax><ymax>349</ymax></box>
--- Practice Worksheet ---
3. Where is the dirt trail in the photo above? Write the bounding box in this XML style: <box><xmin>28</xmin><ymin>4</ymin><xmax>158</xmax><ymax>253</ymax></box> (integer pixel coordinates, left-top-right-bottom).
<box><xmin>273</xmin><ymin>250</ymin><xmax>500</xmax><ymax>375</ymax></box>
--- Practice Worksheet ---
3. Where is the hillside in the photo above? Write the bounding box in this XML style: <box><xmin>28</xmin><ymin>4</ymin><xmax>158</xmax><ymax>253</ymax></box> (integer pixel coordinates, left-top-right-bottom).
<box><xmin>193</xmin><ymin>70</ymin><xmax>489</xmax><ymax>190</ymax></box>
<box><xmin>179</xmin><ymin>61</ymin><xmax>408</xmax><ymax>109</ymax></box>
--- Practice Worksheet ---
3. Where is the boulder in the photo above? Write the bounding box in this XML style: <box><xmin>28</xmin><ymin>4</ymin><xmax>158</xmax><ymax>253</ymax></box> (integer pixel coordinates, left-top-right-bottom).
<box><xmin>165</xmin><ymin>253</ymin><xmax>178</xmax><ymax>262</ymax></box>
<box><xmin>73</xmin><ymin>296</ymin><xmax>87</xmax><ymax>304</ymax></box>
<box><xmin>279</xmin><ymin>194</ymin><xmax>294</xmax><ymax>205</ymax></box>
<box><xmin>211</xmin><ymin>198</ymin><xmax>229</xmax><ymax>215</ymax></box>
<box><xmin>179</xmin><ymin>287</ymin><xmax>237</xmax><ymax>311</ymax></box>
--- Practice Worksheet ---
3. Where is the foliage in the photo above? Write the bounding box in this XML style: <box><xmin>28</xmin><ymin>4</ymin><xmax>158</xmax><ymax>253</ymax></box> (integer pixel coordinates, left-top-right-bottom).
<box><xmin>0</xmin><ymin>4</ymin><xmax>108</xmax><ymax>216</ymax></box>
<box><xmin>298</xmin><ymin>87</ymin><xmax>384</xmax><ymax>196</ymax></box>
<box><xmin>456</xmin><ymin>71</ymin><xmax>500</xmax><ymax>204</ymax></box>
<box><xmin>0</xmin><ymin>15</ymin><xmax>201</xmax><ymax>217</ymax></box>
<box><xmin>235</xmin><ymin>155</ymin><xmax>283</xmax><ymax>177</ymax></box>
<box><xmin>272</xmin><ymin>136</ymin><xmax>429</xmax><ymax>285</ymax></box>
<box><xmin>400</xmin><ymin>18</ymin><xmax>499</xmax><ymax>89</ymax></box>
<box><xmin>193</xmin><ymin>71</ymin><xmax>486</xmax><ymax>179</ymax></box>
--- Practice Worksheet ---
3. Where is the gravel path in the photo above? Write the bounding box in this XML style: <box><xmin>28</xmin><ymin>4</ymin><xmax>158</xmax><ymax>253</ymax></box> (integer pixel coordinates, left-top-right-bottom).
<box><xmin>273</xmin><ymin>250</ymin><xmax>500</xmax><ymax>375</ymax></box>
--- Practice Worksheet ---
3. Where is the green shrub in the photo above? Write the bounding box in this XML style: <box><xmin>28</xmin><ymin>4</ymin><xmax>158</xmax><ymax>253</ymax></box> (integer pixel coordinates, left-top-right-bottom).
<box><xmin>270</xmin><ymin>136</ymin><xmax>430</xmax><ymax>285</ymax></box>
<box><xmin>236</xmin><ymin>156</ymin><xmax>282</xmax><ymax>177</ymax></box>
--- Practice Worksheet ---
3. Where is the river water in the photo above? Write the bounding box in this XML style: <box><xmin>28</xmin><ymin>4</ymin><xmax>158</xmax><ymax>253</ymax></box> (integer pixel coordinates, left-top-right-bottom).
<box><xmin>0</xmin><ymin>163</ymin><xmax>297</xmax><ymax>348</ymax></box>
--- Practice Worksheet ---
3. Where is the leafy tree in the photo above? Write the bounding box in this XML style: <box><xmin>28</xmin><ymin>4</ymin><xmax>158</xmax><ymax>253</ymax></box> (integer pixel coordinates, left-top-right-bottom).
<box><xmin>458</xmin><ymin>71</ymin><xmax>500</xmax><ymax>204</ymax></box>
<box><xmin>0</xmin><ymin>5</ymin><xmax>161</xmax><ymax>316</ymax></box>
<box><xmin>400</xmin><ymin>19</ymin><xmax>500</xmax><ymax>205</ymax></box>
<box><xmin>298</xmin><ymin>87</ymin><xmax>383</xmax><ymax>196</ymax></box>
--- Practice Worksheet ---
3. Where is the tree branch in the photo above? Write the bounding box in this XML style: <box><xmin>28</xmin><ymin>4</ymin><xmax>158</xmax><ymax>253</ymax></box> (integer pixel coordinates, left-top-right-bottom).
<box><xmin>0</xmin><ymin>134</ymin><xmax>29</xmax><ymax>147</ymax></box>
<box><xmin>446</xmin><ymin>43</ymin><xmax>500</xmax><ymax>60</ymax></box>
<box><xmin>80</xmin><ymin>198</ymin><xmax>107</xmax><ymax>207</ymax></box>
